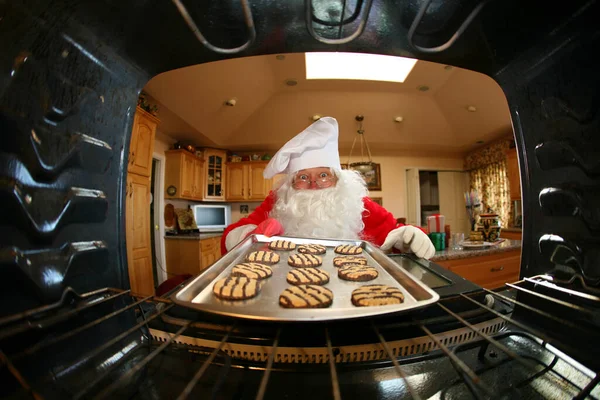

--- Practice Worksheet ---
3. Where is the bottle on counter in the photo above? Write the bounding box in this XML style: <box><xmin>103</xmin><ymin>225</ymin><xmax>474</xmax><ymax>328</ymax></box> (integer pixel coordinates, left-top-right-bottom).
<box><xmin>444</xmin><ymin>225</ymin><xmax>451</xmax><ymax>249</ymax></box>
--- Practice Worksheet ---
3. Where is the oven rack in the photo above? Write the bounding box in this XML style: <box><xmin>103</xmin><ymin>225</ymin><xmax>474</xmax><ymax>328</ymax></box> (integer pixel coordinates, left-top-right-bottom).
<box><xmin>1</xmin><ymin>278</ymin><xmax>598</xmax><ymax>400</ymax></box>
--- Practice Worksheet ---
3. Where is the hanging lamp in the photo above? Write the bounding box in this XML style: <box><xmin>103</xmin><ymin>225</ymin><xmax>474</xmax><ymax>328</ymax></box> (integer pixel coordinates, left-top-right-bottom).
<box><xmin>347</xmin><ymin>115</ymin><xmax>375</xmax><ymax>174</ymax></box>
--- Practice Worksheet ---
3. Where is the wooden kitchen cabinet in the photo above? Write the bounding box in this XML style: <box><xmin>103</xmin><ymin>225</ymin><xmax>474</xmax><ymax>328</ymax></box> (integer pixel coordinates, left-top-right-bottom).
<box><xmin>435</xmin><ymin>249</ymin><xmax>521</xmax><ymax>290</ymax></box>
<box><xmin>500</xmin><ymin>230</ymin><xmax>522</xmax><ymax>240</ymax></box>
<box><xmin>125</xmin><ymin>173</ymin><xmax>155</xmax><ymax>295</ymax></box>
<box><xmin>506</xmin><ymin>148</ymin><xmax>521</xmax><ymax>201</ymax></box>
<box><xmin>128</xmin><ymin>107</ymin><xmax>159</xmax><ymax>177</ymax></box>
<box><xmin>200</xmin><ymin>236</ymin><xmax>221</xmax><ymax>268</ymax></box>
<box><xmin>203</xmin><ymin>149</ymin><xmax>227</xmax><ymax>201</ymax></box>
<box><xmin>165</xmin><ymin>149</ymin><xmax>205</xmax><ymax>201</ymax></box>
<box><xmin>226</xmin><ymin>161</ymin><xmax>273</xmax><ymax>201</ymax></box>
<box><xmin>165</xmin><ymin>236</ymin><xmax>222</xmax><ymax>276</ymax></box>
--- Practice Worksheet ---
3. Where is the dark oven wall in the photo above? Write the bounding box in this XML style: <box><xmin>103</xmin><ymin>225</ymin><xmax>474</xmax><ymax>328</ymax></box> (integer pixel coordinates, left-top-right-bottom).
<box><xmin>1</xmin><ymin>0</ymin><xmax>599</xmax><ymax>314</ymax></box>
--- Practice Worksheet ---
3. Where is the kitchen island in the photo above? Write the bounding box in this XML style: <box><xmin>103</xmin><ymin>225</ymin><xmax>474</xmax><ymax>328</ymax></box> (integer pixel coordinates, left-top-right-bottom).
<box><xmin>164</xmin><ymin>232</ymin><xmax>223</xmax><ymax>276</ymax></box>
<box><xmin>431</xmin><ymin>239</ymin><xmax>522</xmax><ymax>290</ymax></box>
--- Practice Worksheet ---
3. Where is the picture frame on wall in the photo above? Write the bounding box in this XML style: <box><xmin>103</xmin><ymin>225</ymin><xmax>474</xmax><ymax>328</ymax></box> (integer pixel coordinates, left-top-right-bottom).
<box><xmin>340</xmin><ymin>163</ymin><xmax>382</xmax><ymax>191</ymax></box>
<box><xmin>370</xmin><ymin>197</ymin><xmax>383</xmax><ymax>206</ymax></box>
<box><xmin>350</xmin><ymin>163</ymin><xmax>382</xmax><ymax>191</ymax></box>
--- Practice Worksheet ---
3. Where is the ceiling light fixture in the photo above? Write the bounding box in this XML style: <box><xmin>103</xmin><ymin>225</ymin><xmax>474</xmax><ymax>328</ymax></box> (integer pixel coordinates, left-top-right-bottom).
<box><xmin>347</xmin><ymin>115</ymin><xmax>375</xmax><ymax>175</ymax></box>
<box><xmin>224</xmin><ymin>98</ymin><xmax>237</xmax><ymax>107</ymax></box>
<box><xmin>417</xmin><ymin>85</ymin><xmax>430</xmax><ymax>92</ymax></box>
<box><xmin>312</xmin><ymin>114</ymin><xmax>322</xmax><ymax>121</ymax></box>
<box><xmin>285</xmin><ymin>79</ymin><xmax>298</xmax><ymax>86</ymax></box>
<box><xmin>394</xmin><ymin>116</ymin><xmax>404</xmax><ymax>123</ymax></box>
<box><xmin>467</xmin><ymin>105</ymin><xmax>477</xmax><ymax>112</ymax></box>
<box><xmin>305</xmin><ymin>52</ymin><xmax>417</xmax><ymax>83</ymax></box>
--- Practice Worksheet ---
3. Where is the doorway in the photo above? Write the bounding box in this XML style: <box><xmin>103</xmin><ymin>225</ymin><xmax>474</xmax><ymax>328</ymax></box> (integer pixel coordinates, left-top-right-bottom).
<box><xmin>406</xmin><ymin>168</ymin><xmax>471</xmax><ymax>235</ymax></box>
<box><xmin>151</xmin><ymin>154</ymin><xmax>168</xmax><ymax>286</ymax></box>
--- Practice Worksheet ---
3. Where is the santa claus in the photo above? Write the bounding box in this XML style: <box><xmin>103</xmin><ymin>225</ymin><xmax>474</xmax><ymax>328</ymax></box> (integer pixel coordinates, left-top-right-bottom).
<box><xmin>221</xmin><ymin>117</ymin><xmax>435</xmax><ymax>259</ymax></box>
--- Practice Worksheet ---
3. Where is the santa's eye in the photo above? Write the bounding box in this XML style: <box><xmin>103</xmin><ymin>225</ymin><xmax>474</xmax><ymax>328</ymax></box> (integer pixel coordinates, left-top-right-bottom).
<box><xmin>297</xmin><ymin>174</ymin><xmax>309</xmax><ymax>181</ymax></box>
<box><xmin>319</xmin><ymin>172</ymin><xmax>330</xmax><ymax>179</ymax></box>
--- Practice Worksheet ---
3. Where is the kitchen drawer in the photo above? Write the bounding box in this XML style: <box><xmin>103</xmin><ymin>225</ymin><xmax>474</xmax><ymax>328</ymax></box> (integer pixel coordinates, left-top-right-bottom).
<box><xmin>201</xmin><ymin>237</ymin><xmax>219</xmax><ymax>251</ymax></box>
<box><xmin>437</xmin><ymin>250</ymin><xmax>521</xmax><ymax>290</ymax></box>
<box><xmin>500</xmin><ymin>230</ymin><xmax>522</xmax><ymax>240</ymax></box>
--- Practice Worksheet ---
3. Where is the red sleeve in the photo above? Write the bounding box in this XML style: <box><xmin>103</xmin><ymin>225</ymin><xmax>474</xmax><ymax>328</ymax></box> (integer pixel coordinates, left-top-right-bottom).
<box><xmin>360</xmin><ymin>197</ymin><xmax>426</xmax><ymax>246</ymax></box>
<box><xmin>220</xmin><ymin>191</ymin><xmax>277</xmax><ymax>255</ymax></box>
<box><xmin>360</xmin><ymin>197</ymin><xmax>399</xmax><ymax>246</ymax></box>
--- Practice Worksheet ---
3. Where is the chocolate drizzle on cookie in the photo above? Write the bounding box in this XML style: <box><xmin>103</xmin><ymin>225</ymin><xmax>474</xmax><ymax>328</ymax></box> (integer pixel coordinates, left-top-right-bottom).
<box><xmin>297</xmin><ymin>244</ymin><xmax>327</xmax><ymax>254</ymax></box>
<box><xmin>279</xmin><ymin>285</ymin><xmax>334</xmax><ymax>308</ymax></box>
<box><xmin>231</xmin><ymin>263</ymin><xmax>273</xmax><ymax>280</ymax></box>
<box><xmin>334</xmin><ymin>244</ymin><xmax>363</xmax><ymax>255</ymax></box>
<box><xmin>287</xmin><ymin>268</ymin><xmax>330</xmax><ymax>285</ymax></box>
<box><xmin>338</xmin><ymin>265</ymin><xmax>378</xmax><ymax>282</ymax></box>
<box><xmin>351</xmin><ymin>284</ymin><xmax>404</xmax><ymax>307</ymax></box>
<box><xmin>333</xmin><ymin>255</ymin><xmax>367</xmax><ymax>267</ymax></box>
<box><xmin>246</xmin><ymin>250</ymin><xmax>280</xmax><ymax>264</ymax></box>
<box><xmin>213</xmin><ymin>277</ymin><xmax>261</xmax><ymax>300</ymax></box>
<box><xmin>268</xmin><ymin>240</ymin><xmax>296</xmax><ymax>251</ymax></box>
<box><xmin>288</xmin><ymin>253</ymin><xmax>323</xmax><ymax>267</ymax></box>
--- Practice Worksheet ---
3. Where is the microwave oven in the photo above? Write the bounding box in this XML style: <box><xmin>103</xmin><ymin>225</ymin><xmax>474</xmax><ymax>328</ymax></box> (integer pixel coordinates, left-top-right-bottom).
<box><xmin>191</xmin><ymin>204</ymin><xmax>232</xmax><ymax>232</ymax></box>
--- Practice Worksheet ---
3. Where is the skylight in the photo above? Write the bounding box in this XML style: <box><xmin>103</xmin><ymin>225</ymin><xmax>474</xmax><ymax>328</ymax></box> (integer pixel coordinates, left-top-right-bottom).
<box><xmin>305</xmin><ymin>52</ymin><xmax>418</xmax><ymax>83</ymax></box>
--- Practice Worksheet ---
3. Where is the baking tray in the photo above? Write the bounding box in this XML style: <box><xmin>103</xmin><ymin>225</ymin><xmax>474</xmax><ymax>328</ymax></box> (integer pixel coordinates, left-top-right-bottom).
<box><xmin>172</xmin><ymin>234</ymin><xmax>440</xmax><ymax>322</ymax></box>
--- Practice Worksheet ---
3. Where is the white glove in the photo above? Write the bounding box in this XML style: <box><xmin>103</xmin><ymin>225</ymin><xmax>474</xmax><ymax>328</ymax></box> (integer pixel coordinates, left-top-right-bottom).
<box><xmin>380</xmin><ymin>226</ymin><xmax>436</xmax><ymax>260</ymax></box>
<box><xmin>224</xmin><ymin>225</ymin><xmax>257</xmax><ymax>251</ymax></box>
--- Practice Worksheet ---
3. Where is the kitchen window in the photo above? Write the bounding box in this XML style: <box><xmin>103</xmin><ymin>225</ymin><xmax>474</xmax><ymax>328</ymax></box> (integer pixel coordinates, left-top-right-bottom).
<box><xmin>465</xmin><ymin>138</ymin><xmax>513</xmax><ymax>227</ymax></box>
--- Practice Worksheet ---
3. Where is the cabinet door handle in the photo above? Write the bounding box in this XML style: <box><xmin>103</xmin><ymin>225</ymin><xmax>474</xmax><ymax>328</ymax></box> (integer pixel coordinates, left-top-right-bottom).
<box><xmin>249</xmin><ymin>188</ymin><xmax>252</xmax><ymax>197</ymax></box>
<box><xmin>129</xmin><ymin>183</ymin><xmax>133</xmax><ymax>198</ymax></box>
<box><xmin>241</xmin><ymin>188</ymin><xmax>244</xmax><ymax>196</ymax></box>
<box><xmin>130</xmin><ymin>151</ymin><xmax>135</xmax><ymax>164</ymax></box>
<box><xmin>491</xmin><ymin>266</ymin><xmax>504</xmax><ymax>272</ymax></box>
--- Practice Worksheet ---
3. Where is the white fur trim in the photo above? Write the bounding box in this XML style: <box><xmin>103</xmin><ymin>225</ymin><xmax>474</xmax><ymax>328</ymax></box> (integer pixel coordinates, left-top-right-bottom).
<box><xmin>225</xmin><ymin>225</ymin><xmax>257</xmax><ymax>251</ymax></box>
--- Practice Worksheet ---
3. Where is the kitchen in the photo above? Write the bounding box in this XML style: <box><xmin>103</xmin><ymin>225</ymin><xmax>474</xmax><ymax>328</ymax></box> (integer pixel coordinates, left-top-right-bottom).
<box><xmin>3</xmin><ymin>1</ymin><xmax>598</xmax><ymax>398</ymax></box>
<box><xmin>125</xmin><ymin>53</ymin><xmax>523</xmax><ymax>297</ymax></box>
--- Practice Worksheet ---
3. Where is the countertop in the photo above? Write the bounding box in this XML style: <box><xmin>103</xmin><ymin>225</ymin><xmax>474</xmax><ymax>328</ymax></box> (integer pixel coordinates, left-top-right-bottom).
<box><xmin>430</xmin><ymin>239</ymin><xmax>521</xmax><ymax>262</ymax></box>
<box><xmin>502</xmin><ymin>227</ymin><xmax>522</xmax><ymax>232</ymax></box>
<box><xmin>164</xmin><ymin>232</ymin><xmax>224</xmax><ymax>240</ymax></box>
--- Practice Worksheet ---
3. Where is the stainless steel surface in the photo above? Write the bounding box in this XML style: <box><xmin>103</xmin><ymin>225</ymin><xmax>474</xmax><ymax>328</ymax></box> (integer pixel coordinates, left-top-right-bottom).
<box><xmin>172</xmin><ymin>235</ymin><xmax>440</xmax><ymax>321</ymax></box>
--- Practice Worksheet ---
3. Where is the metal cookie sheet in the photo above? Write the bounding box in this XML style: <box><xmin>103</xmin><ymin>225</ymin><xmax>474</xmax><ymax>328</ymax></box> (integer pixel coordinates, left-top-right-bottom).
<box><xmin>172</xmin><ymin>235</ymin><xmax>440</xmax><ymax>322</ymax></box>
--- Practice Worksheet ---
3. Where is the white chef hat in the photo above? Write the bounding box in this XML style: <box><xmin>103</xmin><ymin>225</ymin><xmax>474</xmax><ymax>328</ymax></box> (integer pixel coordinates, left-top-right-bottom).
<box><xmin>263</xmin><ymin>117</ymin><xmax>341</xmax><ymax>179</ymax></box>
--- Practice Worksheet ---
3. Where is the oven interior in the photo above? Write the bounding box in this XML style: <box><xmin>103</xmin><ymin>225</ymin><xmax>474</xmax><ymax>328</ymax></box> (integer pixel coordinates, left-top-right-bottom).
<box><xmin>1</xmin><ymin>0</ymin><xmax>600</xmax><ymax>399</ymax></box>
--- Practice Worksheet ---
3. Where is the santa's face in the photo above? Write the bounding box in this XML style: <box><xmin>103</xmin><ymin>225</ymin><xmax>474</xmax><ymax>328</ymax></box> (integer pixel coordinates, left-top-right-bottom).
<box><xmin>271</xmin><ymin>167</ymin><xmax>368</xmax><ymax>239</ymax></box>
<box><xmin>291</xmin><ymin>167</ymin><xmax>338</xmax><ymax>190</ymax></box>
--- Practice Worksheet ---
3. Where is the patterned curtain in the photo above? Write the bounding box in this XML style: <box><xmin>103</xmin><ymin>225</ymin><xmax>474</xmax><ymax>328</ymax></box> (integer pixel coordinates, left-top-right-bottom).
<box><xmin>469</xmin><ymin>160</ymin><xmax>511</xmax><ymax>227</ymax></box>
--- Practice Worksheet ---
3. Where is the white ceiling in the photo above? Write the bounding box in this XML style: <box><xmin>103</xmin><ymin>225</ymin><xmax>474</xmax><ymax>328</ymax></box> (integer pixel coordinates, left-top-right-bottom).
<box><xmin>144</xmin><ymin>52</ymin><xmax>513</xmax><ymax>157</ymax></box>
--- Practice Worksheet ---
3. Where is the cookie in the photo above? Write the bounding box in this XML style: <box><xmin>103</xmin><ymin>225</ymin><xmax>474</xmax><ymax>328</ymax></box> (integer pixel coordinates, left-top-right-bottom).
<box><xmin>268</xmin><ymin>239</ymin><xmax>296</xmax><ymax>251</ymax></box>
<box><xmin>246</xmin><ymin>250</ymin><xmax>280</xmax><ymax>265</ymax></box>
<box><xmin>333</xmin><ymin>255</ymin><xmax>367</xmax><ymax>267</ymax></box>
<box><xmin>351</xmin><ymin>285</ymin><xmax>405</xmax><ymax>307</ymax></box>
<box><xmin>286</xmin><ymin>268</ymin><xmax>330</xmax><ymax>286</ymax></box>
<box><xmin>297</xmin><ymin>244</ymin><xmax>327</xmax><ymax>255</ymax></box>
<box><xmin>334</xmin><ymin>244</ymin><xmax>363</xmax><ymax>255</ymax></box>
<box><xmin>279</xmin><ymin>285</ymin><xmax>334</xmax><ymax>308</ymax></box>
<box><xmin>338</xmin><ymin>265</ymin><xmax>379</xmax><ymax>282</ymax></box>
<box><xmin>231</xmin><ymin>263</ymin><xmax>272</xmax><ymax>280</ymax></box>
<box><xmin>287</xmin><ymin>253</ymin><xmax>323</xmax><ymax>268</ymax></box>
<box><xmin>213</xmin><ymin>277</ymin><xmax>261</xmax><ymax>300</ymax></box>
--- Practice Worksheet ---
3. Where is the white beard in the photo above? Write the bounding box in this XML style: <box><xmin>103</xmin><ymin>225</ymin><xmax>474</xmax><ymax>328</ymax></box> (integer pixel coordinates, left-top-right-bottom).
<box><xmin>271</xmin><ymin>169</ymin><xmax>368</xmax><ymax>239</ymax></box>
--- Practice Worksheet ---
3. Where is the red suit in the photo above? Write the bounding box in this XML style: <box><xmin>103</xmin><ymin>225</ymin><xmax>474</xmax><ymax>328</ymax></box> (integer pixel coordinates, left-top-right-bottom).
<box><xmin>221</xmin><ymin>191</ymin><xmax>405</xmax><ymax>255</ymax></box>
